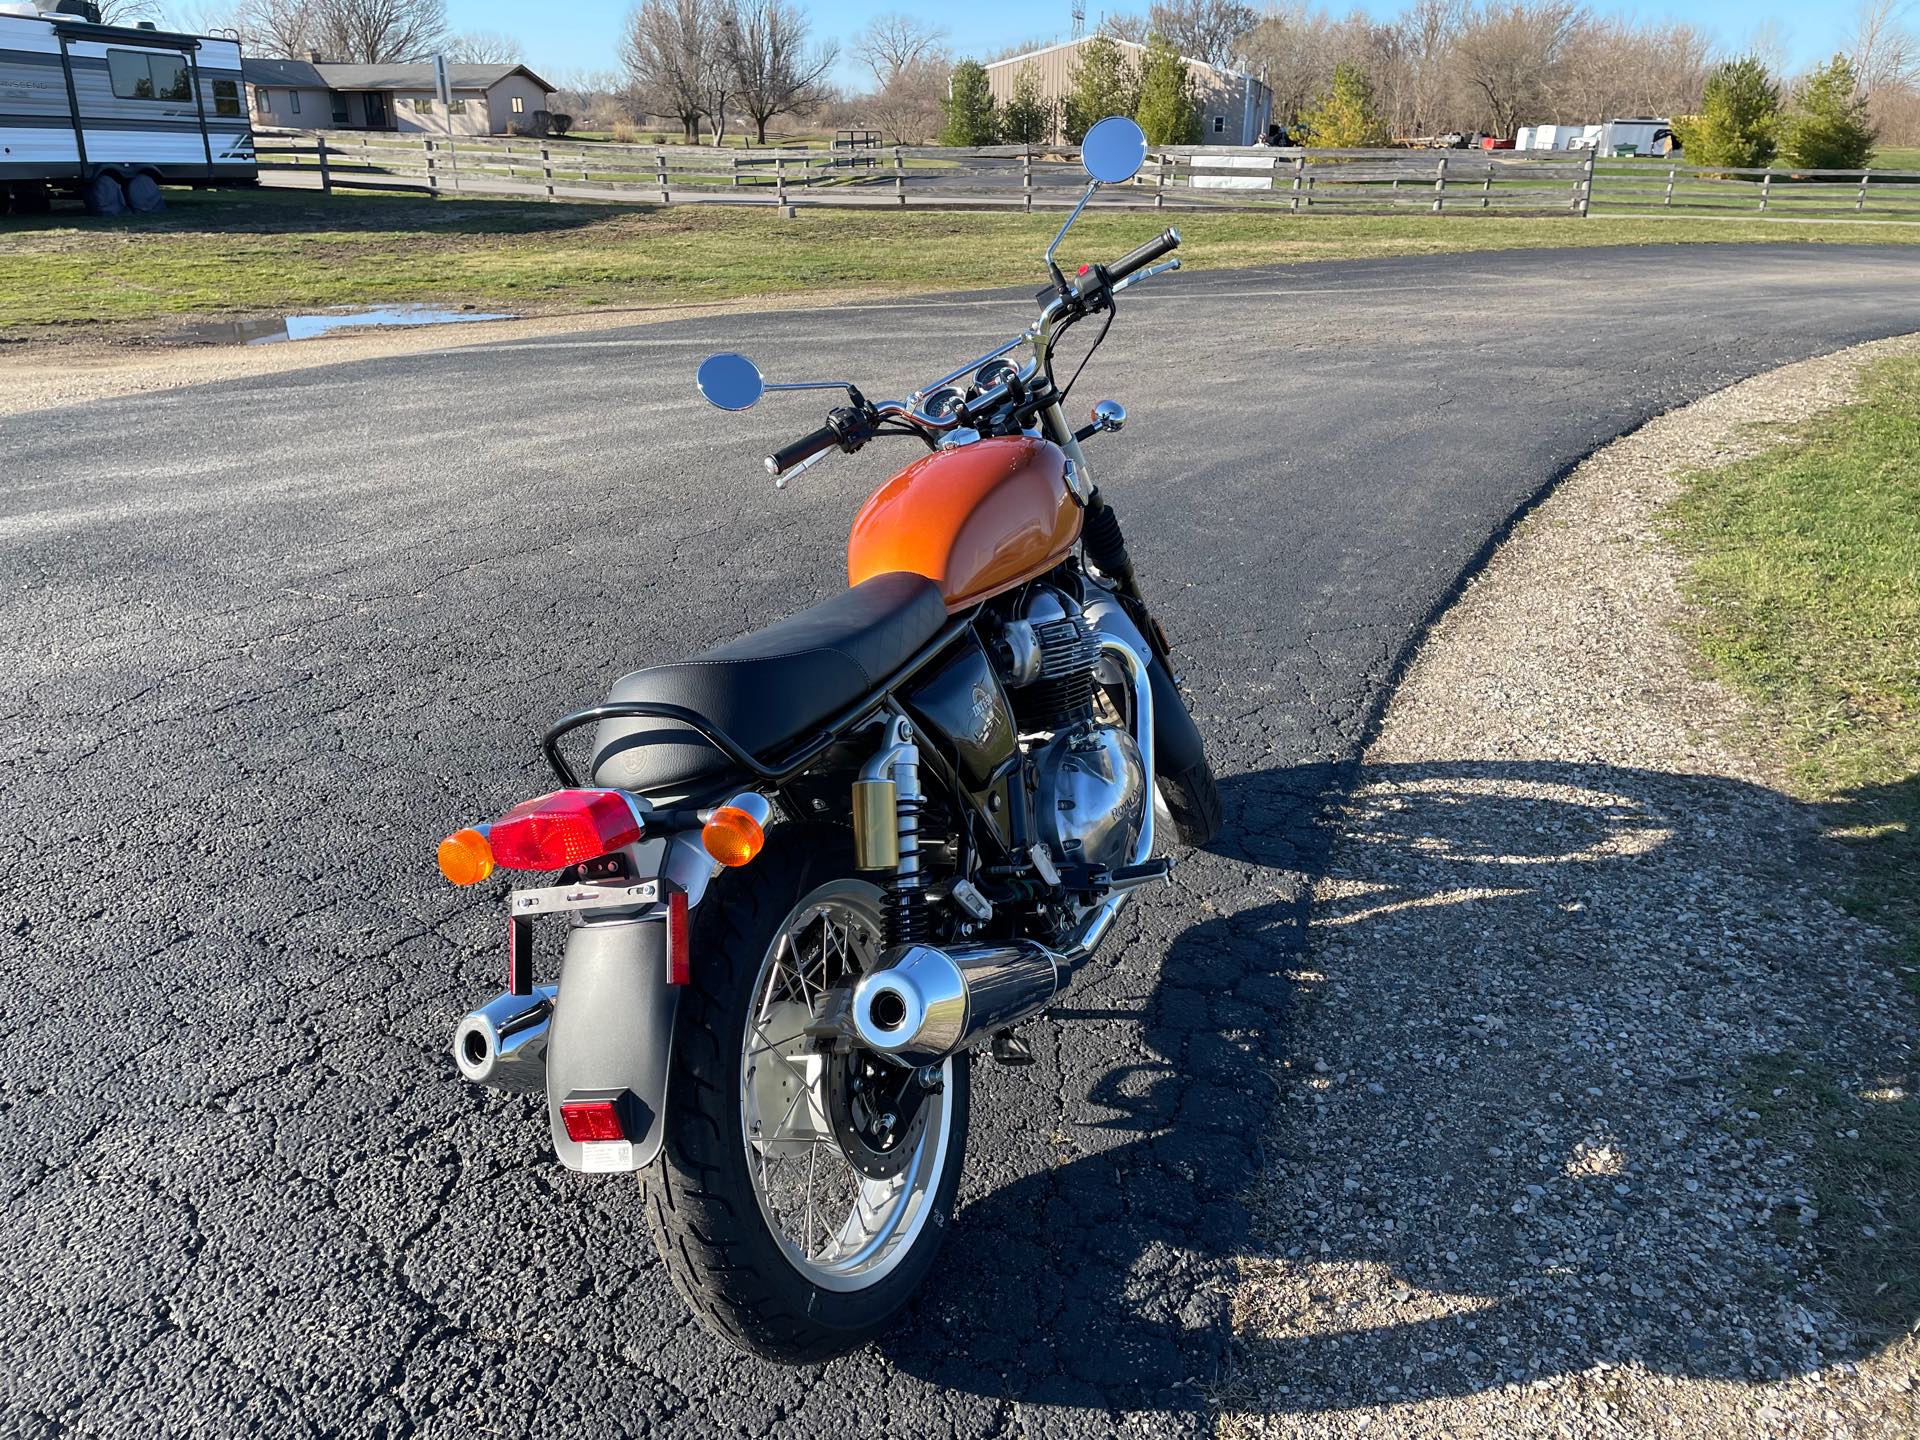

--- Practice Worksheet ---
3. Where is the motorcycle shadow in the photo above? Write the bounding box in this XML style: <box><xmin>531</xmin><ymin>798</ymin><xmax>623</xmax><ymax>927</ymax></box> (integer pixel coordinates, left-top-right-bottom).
<box><xmin>875</xmin><ymin>759</ymin><xmax>1918</xmax><ymax>1424</ymax></box>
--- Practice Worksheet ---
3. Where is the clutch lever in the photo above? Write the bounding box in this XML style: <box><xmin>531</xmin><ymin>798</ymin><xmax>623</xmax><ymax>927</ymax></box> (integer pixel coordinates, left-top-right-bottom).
<box><xmin>1111</xmin><ymin>257</ymin><xmax>1181</xmax><ymax>294</ymax></box>
<box><xmin>770</xmin><ymin>448</ymin><xmax>832</xmax><ymax>490</ymax></box>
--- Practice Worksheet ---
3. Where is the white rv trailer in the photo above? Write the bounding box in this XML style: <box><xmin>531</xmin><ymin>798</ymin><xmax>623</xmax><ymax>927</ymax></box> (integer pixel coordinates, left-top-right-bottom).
<box><xmin>1</xmin><ymin>0</ymin><xmax>255</xmax><ymax>214</ymax></box>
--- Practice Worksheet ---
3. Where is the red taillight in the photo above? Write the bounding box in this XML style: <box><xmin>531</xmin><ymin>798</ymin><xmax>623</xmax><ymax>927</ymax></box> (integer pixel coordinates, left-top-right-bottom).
<box><xmin>666</xmin><ymin>888</ymin><xmax>689</xmax><ymax>985</ymax></box>
<box><xmin>488</xmin><ymin>790</ymin><xmax>641</xmax><ymax>871</ymax></box>
<box><xmin>560</xmin><ymin>1098</ymin><xmax>627</xmax><ymax>1143</ymax></box>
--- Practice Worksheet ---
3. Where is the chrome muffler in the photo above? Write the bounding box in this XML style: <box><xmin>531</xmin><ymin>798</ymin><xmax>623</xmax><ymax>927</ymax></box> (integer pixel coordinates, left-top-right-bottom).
<box><xmin>850</xmin><ymin>942</ymin><xmax>1061</xmax><ymax>1065</ymax></box>
<box><xmin>453</xmin><ymin>985</ymin><xmax>559</xmax><ymax>1092</ymax></box>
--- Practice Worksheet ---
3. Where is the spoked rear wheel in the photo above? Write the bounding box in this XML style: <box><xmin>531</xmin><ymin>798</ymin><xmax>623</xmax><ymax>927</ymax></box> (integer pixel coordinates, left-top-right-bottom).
<box><xmin>641</xmin><ymin>824</ymin><xmax>970</xmax><ymax>1362</ymax></box>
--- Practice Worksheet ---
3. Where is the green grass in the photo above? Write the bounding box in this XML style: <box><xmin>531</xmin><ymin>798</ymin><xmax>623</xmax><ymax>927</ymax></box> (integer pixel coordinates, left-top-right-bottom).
<box><xmin>1667</xmin><ymin>356</ymin><xmax>1920</xmax><ymax>1338</ymax></box>
<box><xmin>5</xmin><ymin>184</ymin><xmax>1920</xmax><ymax>341</ymax></box>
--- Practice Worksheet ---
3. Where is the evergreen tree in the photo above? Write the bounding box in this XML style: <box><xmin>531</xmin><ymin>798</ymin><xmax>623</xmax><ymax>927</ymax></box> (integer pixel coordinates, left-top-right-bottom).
<box><xmin>1780</xmin><ymin>54</ymin><xmax>1876</xmax><ymax>170</ymax></box>
<box><xmin>1134</xmin><ymin>33</ymin><xmax>1200</xmax><ymax>145</ymax></box>
<box><xmin>1301</xmin><ymin>62</ymin><xmax>1388</xmax><ymax>147</ymax></box>
<box><xmin>1001</xmin><ymin>63</ymin><xmax>1056</xmax><ymax>145</ymax></box>
<box><xmin>940</xmin><ymin>59</ymin><xmax>999</xmax><ymax>146</ymax></box>
<box><xmin>1689</xmin><ymin>56</ymin><xmax>1781</xmax><ymax>169</ymax></box>
<box><xmin>1064</xmin><ymin>35</ymin><xmax>1140</xmax><ymax>143</ymax></box>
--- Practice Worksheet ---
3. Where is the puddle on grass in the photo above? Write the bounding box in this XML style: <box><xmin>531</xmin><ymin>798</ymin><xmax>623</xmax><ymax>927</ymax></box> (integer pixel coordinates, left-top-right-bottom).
<box><xmin>173</xmin><ymin>305</ymin><xmax>517</xmax><ymax>346</ymax></box>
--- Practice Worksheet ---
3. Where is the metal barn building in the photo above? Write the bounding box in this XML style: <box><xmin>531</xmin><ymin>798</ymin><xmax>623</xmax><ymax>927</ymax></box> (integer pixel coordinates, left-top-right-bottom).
<box><xmin>983</xmin><ymin>37</ymin><xmax>1272</xmax><ymax>146</ymax></box>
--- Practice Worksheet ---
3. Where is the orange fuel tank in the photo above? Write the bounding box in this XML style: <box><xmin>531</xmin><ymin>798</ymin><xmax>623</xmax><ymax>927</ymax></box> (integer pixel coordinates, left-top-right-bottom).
<box><xmin>847</xmin><ymin>436</ymin><xmax>1081</xmax><ymax>610</ymax></box>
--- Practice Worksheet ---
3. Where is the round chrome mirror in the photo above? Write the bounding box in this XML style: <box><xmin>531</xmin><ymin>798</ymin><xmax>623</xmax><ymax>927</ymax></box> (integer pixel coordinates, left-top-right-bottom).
<box><xmin>1080</xmin><ymin>115</ymin><xmax>1148</xmax><ymax>184</ymax></box>
<box><xmin>696</xmin><ymin>352</ymin><xmax>765</xmax><ymax>411</ymax></box>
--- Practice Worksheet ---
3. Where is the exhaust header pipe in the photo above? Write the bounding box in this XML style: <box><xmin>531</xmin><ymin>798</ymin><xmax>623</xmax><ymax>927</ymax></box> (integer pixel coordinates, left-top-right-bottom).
<box><xmin>454</xmin><ymin>985</ymin><xmax>558</xmax><ymax>1092</ymax></box>
<box><xmin>850</xmin><ymin>942</ymin><xmax>1060</xmax><ymax>1065</ymax></box>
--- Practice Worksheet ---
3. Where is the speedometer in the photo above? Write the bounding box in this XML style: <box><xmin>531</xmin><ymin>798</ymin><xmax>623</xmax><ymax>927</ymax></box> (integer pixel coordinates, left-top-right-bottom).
<box><xmin>974</xmin><ymin>359</ymin><xmax>1018</xmax><ymax>390</ymax></box>
<box><xmin>923</xmin><ymin>385</ymin><xmax>967</xmax><ymax>419</ymax></box>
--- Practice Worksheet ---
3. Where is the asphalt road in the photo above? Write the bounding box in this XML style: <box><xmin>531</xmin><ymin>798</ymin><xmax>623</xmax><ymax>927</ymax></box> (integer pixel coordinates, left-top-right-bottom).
<box><xmin>5</xmin><ymin>244</ymin><xmax>1920</xmax><ymax>1438</ymax></box>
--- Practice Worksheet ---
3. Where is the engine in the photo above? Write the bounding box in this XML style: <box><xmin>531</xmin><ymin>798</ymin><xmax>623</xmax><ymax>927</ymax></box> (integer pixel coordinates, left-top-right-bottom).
<box><xmin>994</xmin><ymin>587</ymin><xmax>1147</xmax><ymax>874</ymax></box>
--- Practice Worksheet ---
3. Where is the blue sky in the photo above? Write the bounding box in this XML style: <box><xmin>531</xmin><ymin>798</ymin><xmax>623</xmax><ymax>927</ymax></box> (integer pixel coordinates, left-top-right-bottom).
<box><xmin>383</xmin><ymin>0</ymin><xmax>1851</xmax><ymax>88</ymax></box>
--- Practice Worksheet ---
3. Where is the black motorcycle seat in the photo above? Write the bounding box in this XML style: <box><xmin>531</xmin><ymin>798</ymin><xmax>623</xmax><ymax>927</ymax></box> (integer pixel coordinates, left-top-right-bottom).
<box><xmin>590</xmin><ymin>571</ymin><xmax>947</xmax><ymax>796</ymax></box>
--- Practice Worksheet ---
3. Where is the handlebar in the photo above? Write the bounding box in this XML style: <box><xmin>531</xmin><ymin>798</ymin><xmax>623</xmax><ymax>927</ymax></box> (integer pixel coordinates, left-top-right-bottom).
<box><xmin>765</xmin><ymin>422</ymin><xmax>844</xmax><ymax>476</ymax></box>
<box><xmin>762</xmin><ymin>227</ymin><xmax>1181</xmax><ymax>479</ymax></box>
<box><xmin>1107</xmin><ymin>228</ymin><xmax>1182</xmax><ymax>284</ymax></box>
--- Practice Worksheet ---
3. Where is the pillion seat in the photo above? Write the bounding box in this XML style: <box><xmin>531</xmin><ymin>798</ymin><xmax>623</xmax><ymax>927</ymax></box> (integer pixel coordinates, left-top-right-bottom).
<box><xmin>590</xmin><ymin>571</ymin><xmax>947</xmax><ymax>796</ymax></box>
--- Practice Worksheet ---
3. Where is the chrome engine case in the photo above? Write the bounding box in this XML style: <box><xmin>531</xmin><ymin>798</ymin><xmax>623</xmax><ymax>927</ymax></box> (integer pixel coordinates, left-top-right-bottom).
<box><xmin>1031</xmin><ymin>721</ymin><xmax>1147</xmax><ymax>872</ymax></box>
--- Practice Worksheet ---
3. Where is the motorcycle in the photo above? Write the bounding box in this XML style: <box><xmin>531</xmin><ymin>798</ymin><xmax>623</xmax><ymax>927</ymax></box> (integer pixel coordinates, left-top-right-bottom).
<box><xmin>438</xmin><ymin>116</ymin><xmax>1222</xmax><ymax>1362</ymax></box>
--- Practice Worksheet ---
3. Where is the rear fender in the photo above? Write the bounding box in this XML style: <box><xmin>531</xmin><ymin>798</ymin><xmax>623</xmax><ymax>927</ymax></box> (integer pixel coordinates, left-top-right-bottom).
<box><xmin>544</xmin><ymin>831</ymin><xmax>715</xmax><ymax>1173</ymax></box>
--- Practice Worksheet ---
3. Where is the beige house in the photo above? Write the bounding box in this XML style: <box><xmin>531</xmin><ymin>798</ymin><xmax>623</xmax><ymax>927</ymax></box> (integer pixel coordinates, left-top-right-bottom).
<box><xmin>985</xmin><ymin>37</ymin><xmax>1272</xmax><ymax>146</ymax></box>
<box><xmin>242</xmin><ymin>59</ymin><xmax>556</xmax><ymax>137</ymax></box>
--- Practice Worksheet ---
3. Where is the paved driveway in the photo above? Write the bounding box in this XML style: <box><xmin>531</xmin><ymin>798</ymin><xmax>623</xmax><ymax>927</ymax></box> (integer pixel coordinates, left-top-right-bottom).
<box><xmin>4</xmin><ymin>244</ymin><xmax>1919</xmax><ymax>1437</ymax></box>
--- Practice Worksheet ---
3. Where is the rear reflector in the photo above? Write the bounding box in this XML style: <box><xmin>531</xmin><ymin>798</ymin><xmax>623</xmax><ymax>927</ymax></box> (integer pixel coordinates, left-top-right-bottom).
<box><xmin>559</xmin><ymin>1098</ymin><xmax>626</xmax><ymax>1143</ymax></box>
<box><xmin>666</xmin><ymin>888</ymin><xmax>689</xmax><ymax>985</ymax></box>
<box><xmin>489</xmin><ymin>790</ymin><xmax>642</xmax><ymax>872</ymax></box>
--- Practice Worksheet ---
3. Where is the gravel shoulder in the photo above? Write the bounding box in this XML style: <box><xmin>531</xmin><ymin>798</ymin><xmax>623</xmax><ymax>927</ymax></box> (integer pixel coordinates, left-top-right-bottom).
<box><xmin>1221</xmin><ymin>336</ymin><xmax>1920</xmax><ymax>1438</ymax></box>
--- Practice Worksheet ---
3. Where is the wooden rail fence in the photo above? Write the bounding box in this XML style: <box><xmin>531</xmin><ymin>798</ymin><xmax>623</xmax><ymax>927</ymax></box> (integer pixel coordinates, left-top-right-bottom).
<box><xmin>252</xmin><ymin>131</ymin><xmax>1920</xmax><ymax>223</ymax></box>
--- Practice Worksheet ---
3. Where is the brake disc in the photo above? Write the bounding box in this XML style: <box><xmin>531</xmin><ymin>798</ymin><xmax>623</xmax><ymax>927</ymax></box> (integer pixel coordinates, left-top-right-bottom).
<box><xmin>826</xmin><ymin>1049</ymin><xmax>933</xmax><ymax>1181</ymax></box>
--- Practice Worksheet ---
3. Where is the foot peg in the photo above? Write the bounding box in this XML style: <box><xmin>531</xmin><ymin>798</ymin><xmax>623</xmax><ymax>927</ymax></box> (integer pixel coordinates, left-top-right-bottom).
<box><xmin>990</xmin><ymin>1029</ymin><xmax>1035</xmax><ymax>1066</ymax></box>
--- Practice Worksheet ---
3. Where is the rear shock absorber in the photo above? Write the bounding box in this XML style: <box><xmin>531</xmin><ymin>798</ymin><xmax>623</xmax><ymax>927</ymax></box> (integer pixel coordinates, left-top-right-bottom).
<box><xmin>852</xmin><ymin>714</ymin><xmax>928</xmax><ymax>949</ymax></box>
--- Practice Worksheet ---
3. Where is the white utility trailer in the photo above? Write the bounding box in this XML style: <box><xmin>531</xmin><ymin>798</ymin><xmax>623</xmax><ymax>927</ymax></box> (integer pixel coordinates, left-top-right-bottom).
<box><xmin>1</xmin><ymin>0</ymin><xmax>254</xmax><ymax>214</ymax></box>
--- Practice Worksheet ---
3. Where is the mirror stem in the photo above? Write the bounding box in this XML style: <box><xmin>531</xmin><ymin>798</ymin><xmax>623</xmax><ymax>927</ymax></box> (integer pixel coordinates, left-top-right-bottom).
<box><xmin>1044</xmin><ymin>179</ymin><xmax>1101</xmax><ymax>294</ymax></box>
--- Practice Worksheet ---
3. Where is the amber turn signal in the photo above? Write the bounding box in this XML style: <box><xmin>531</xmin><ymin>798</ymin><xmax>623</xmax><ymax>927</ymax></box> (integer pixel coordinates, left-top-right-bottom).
<box><xmin>438</xmin><ymin>826</ymin><xmax>495</xmax><ymax>885</ymax></box>
<box><xmin>701</xmin><ymin>804</ymin><xmax>767</xmax><ymax>868</ymax></box>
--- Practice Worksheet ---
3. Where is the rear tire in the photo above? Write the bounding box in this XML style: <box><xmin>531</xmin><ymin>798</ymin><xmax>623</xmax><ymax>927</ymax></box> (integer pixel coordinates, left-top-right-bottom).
<box><xmin>641</xmin><ymin>821</ymin><xmax>970</xmax><ymax>1363</ymax></box>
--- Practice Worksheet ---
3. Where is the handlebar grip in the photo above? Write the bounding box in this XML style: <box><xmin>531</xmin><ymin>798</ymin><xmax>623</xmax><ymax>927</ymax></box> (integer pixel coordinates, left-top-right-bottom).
<box><xmin>766</xmin><ymin>423</ymin><xmax>843</xmax><ymax>476</ymax></box>
<box><xmin>1106</xmin><ymin>227</ymin><xmax>1181</xmax><ymax>283</ymax></box>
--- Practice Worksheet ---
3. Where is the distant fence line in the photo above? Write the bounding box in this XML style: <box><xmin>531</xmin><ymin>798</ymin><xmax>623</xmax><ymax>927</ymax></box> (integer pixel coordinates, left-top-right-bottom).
<box><xmin>250</xmin><ymin>130</ymin><xmax>1920</xmax><ymax>224</ymax></box>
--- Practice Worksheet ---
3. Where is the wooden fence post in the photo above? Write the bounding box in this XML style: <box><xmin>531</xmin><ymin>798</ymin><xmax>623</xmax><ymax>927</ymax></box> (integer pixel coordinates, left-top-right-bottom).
<box><xmin>1154</xmin><ymin>152</ymin><xmax>1167</xmax><ymax>208</ymax></box>
<box><xmin>657</xmin><ymin>148</ymin><xmax>670</xmax><ymax>204</ymax></box>
<box><xmin>1480</xmin><ymin>161</ymin><xmax>1492</xmax><ymax>209</ymax></box>
<box><xmin>1577</xmin><ymin>148</ymin><xmax>1595</xmax><ymax>216</ymax></box>
<box><xmin>775</xmin><ymin>155</ymin><xmax>786</xmax><ymax>207</ymax></box>
<box><xmin>315</xmin><ymin>135</ymin><xmax>331</xmax><ymax>195</ymax></box>
<box><xmin>1432</xmin><ymin>154</ymin><xmax>1448</xmax><ymax>212</ymax></box>
<box><xmin>1856</xmin><ymin>168</ymin><xmax>1870</xmax><ymax>212</ymax></box>
<box><xmin>423</xmin><ymin>137</ymin><xmax>437</xmax><ymax>194</ymax></box>
<box><xmin>1759</xmin><ymin>168</ymin><xmax>1773</xmax><ymax>212</ymax></box>
<box><xmin>1023</xmin><ymin>148</ymin><xmax>1033</xmax><ymax>211</ymax></box>
<box><xmin>1663</xmin><ymin>163</ymin><xmax>1676</xmax><ymax>208</ymax></box>
<box><xmin>540</xmin><ymin>141</ymin><xmax>554</xmax><ymax>201</ymax></box>
<box><xmin>894</xmin><ymin>146</ymin><xmax>906</xmax><ymax>205</ymax></box>
<box><xmin>1289</xmin><ymin>153</ymin><xmax>1304</xmax><ymax>213</ymax></box>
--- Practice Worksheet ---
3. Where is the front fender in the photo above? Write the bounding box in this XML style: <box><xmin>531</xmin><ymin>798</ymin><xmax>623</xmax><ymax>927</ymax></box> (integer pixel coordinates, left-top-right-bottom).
<box><xmin>545</xmin><ymin>918</ymin><xmax>677</xmax><ymax>1172</ymax></box>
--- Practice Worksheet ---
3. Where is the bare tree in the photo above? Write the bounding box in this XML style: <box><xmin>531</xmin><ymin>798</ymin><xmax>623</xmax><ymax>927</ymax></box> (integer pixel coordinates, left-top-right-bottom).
<box><xmin>853</xmin><ymin>13</ymin><xmax>947</xmax><ymax>86</ymax></box>
<box><xmin>722</xmin><ymin>0</ymin><xmax>835</xmax><ymax>142</ymax></box>
<box><xmin>862</xmin><ymin>54</ymin><xmax>947</xmax><ymax>143</ymax></box>
<box><xmin>1395</xmin><ymin>0</ymin><xmax>1464</xmax><ymax>135</ymax></box>
<box><xmin>445</xmin><ymin>28</ymin><xmax>523</xmax><ymax>64</ymax></box>
<box><xmin>97</xmin><ymin>0</ymin><xmax>159</xmax><ymax>23</ymax></box>
<box><xmin>316</xmin><ymin>0</ymin><xmax>448</xmax><ymax>62</ymax></box>
<box><xmin>1099</xmin><ymin>13</ymin><xmax>1149</xmax><ymax>43</ymax></box>
<box><xmin>1452</xmin><ymin>0</ymin><xmax>1582</xmax><ymax>137</ymax></box>
<box><xmin>232</xmin><ymin>0</ymin><xmax>321</xmax><ymax>56</ymax></box>
<box><xmin>623</xmin><ymin>0</ymin><xmax>716</xmax><ymax>141</ymax></box>
<box><xmin>1852</xmin><ymin>0</ymin><xmax>1920</xmax><ymax>93</ymax></box>
<box><xmin>1146</xmin><ymin>0</ymin><xmax>1256</xmax><ymax>67</ymax></box>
